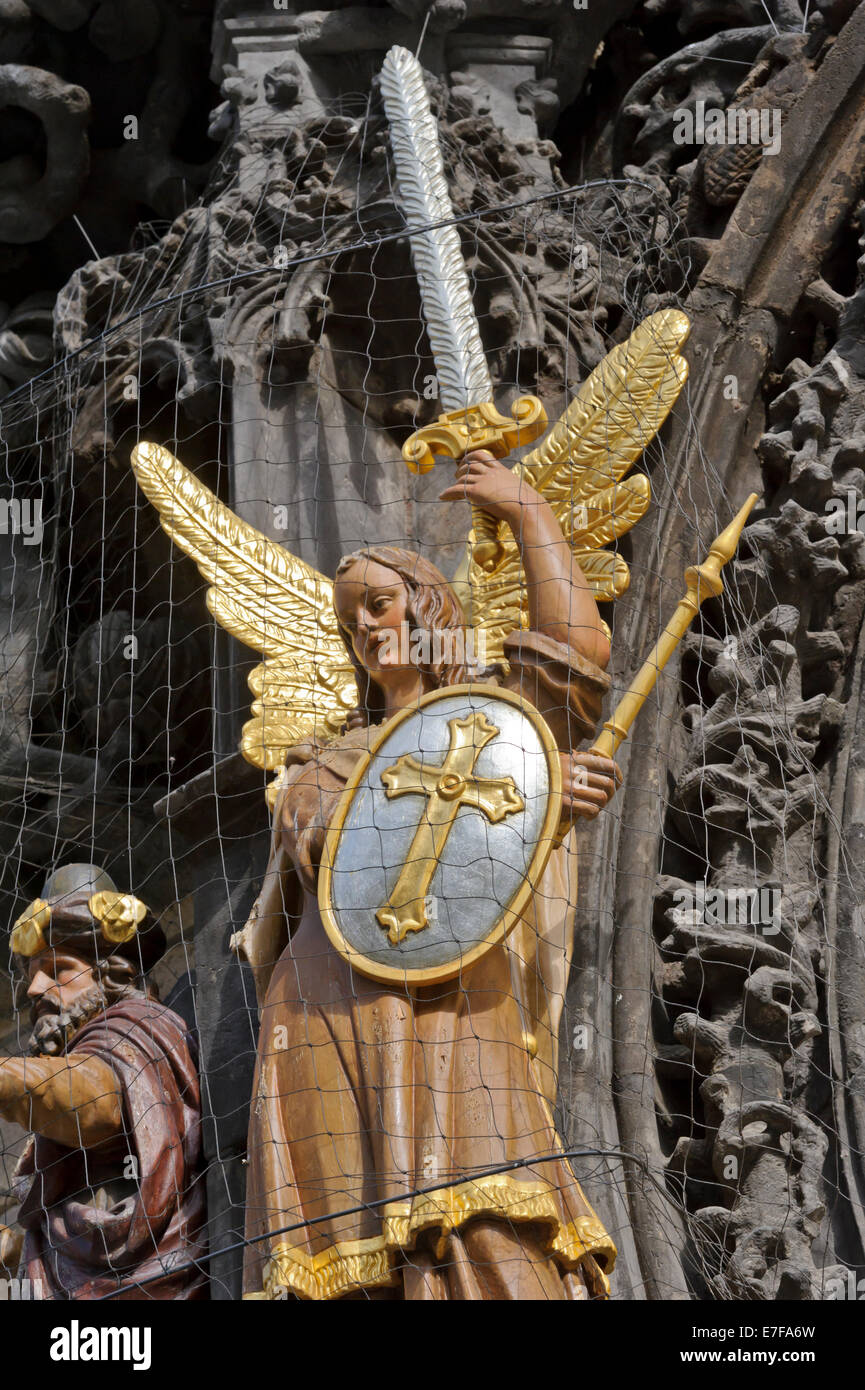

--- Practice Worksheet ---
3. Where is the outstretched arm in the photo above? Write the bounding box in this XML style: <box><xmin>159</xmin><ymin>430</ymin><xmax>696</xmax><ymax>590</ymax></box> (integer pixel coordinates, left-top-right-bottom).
<box><xmin>0</xmin><ymin>1054</ymin><xmax>123</xmax><ymax>1149</ymax></box>
<box><xmin>440</xmin><ymin>450</ymin><xmax>611</xmax><ymax>668</ymax></box>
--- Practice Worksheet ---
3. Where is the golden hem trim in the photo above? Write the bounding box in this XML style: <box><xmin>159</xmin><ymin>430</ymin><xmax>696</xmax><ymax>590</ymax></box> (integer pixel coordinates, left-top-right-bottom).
<box><xmin>254</xmin><ymin>1175</ymin><xmax>616</xmax><ymax>1301</ymax></box>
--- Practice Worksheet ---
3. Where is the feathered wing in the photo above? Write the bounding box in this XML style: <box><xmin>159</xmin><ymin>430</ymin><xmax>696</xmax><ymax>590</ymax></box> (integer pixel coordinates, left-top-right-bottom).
<box><xmin>454</xmin><ymin>310</ymin><xmax>691</xmax><ymax>659</ymax></box>
<box><xmin>129</xmin><ymin>312</ymin><xmax>688</xmax><ymax>785</ymax></box>
<box><xmin>129</xmin><ymin>442</ymin><xmax>357</xmax><ymax>782</ymax></box>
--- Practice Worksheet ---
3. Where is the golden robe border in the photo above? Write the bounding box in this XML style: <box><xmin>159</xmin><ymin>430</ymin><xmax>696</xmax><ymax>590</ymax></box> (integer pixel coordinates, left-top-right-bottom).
<box><xmin>247</xmin><ymin>1175</ymin><xmax>617</xmax><ymax>1301</ymax></box>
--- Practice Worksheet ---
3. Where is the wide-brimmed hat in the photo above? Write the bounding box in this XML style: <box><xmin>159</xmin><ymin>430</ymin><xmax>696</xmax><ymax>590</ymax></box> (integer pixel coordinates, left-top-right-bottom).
<box><xmin>9</xmin><ymin>863</ymin><xmax>165</xmax><ymax>972</ymax></box>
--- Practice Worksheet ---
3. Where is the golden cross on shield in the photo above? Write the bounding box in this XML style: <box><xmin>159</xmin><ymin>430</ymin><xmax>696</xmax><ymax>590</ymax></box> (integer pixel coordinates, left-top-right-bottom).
<box><xmin>376</xmin><ymin>711</ymin><xmax>525</xmax><ymax>945</ymax></box>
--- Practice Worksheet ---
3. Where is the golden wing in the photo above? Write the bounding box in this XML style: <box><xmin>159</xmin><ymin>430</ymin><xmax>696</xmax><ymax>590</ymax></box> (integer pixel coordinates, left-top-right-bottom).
<box><xmin>453</xmin><ymin>310</ymin><xmax>691</xmax><ymax>660</ymax></box>
<box><xmin>130</xmin><ymin>442</ymin><xmax>357</xmax><ymax>788</ymax></box>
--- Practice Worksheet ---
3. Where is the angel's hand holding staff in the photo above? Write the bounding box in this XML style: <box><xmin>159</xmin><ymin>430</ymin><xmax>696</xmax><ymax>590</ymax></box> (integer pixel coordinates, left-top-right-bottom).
<box><xmin>559</xmin><ymin>750</ymin><xmax>622</xmax><ymax>822</ymax></box>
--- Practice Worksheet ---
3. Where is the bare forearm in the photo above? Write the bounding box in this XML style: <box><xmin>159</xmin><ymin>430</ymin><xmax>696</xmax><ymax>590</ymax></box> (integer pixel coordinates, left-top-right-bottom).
<box><xmin>502</xmin><ymin>497</ymin><xmax>611</xmax><ymax>666</ymax></box>
<box><xmin>440</xmin><ymin>451</ymin><xmax>611</xmax><ymax>667</ymax></box>
<box><xmin>0</xmin><ymin>1054</ymin><xmax>124</xmax><ymax>1149</ymax></box>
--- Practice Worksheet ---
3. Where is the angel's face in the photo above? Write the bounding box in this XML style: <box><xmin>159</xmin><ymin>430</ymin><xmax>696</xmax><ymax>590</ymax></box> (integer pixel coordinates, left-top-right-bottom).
<box><xmin>334</xmin><ymin>559</ymin><xmax>412</xmax><ymax>679</ymax></box>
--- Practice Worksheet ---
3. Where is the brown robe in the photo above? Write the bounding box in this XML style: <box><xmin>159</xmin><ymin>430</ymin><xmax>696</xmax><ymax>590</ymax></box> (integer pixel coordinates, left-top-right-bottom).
<box><xmin>16</xmin><ymin>997</ymin><xmax>207</xmax><ymax>1300</ymax></box>
<box><xmin>242</xmin><ymin>631</ymin><xmax>617</xmax><ymax>1300</ymax></box>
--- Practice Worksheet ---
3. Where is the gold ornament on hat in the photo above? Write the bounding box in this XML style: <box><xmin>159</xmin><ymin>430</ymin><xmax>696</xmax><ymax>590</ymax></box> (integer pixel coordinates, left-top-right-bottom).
<box><xmin>88</xmin><ymin>891</ymin><xmax>148</xmax><ymax>946</ymax></box>
<box><xmin>10</xmin><ymin>899</ymin><xmax>51</xmax><ymax>958</ymax></box>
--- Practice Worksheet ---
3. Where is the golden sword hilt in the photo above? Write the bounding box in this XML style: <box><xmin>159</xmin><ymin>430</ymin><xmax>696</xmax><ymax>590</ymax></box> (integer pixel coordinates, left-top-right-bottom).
<box><xmin>591</xmin><ymin>493</ymin><xmax>759</xmax><ymax>760</ymax></box>
<box><xmin>403</xmin><ymin>395</ymin><xmax>548</xmax><ymax>574</ymax></box>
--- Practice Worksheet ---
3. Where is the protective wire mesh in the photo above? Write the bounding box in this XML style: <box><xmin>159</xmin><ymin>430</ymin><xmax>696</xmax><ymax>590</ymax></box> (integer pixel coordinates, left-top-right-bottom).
<box><xmin>0</xmin><ymin>95</ymin><xmax>857</xmax><ymax>1303</ymax></box>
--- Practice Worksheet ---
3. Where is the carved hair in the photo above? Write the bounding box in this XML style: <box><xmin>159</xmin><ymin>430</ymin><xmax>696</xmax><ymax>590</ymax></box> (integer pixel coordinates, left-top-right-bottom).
<box><xmin>334</xmin><ymin>546</ymin><xmax>497</xmax><ymax>727</ymax></box>
<box><xmin>97</xmin><ymin>953</ymin><xmax>148</xmax><ymax>1001</ymax></box>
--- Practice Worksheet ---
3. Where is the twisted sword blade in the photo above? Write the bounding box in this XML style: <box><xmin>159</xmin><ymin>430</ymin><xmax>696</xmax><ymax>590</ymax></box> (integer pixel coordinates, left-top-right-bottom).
<box><xmin>380</xmin><ymin>45</ymin><xmax>493</xmax><ymax>412</ymax></box>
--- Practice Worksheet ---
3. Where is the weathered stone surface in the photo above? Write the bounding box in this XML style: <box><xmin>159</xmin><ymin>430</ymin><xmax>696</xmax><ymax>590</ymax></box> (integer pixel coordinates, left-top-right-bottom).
<box><xmin>0</xmin><ymin>65</ymin><xmax>90</xmax><ymax>243</ymax></box>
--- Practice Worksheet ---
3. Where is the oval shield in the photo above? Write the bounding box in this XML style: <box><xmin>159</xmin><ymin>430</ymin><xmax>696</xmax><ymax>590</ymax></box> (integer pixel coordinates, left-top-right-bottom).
<box><xmin>318</xmin><ymin>683</ymin><xmax>562</xmax><ymax>985</ymax></box>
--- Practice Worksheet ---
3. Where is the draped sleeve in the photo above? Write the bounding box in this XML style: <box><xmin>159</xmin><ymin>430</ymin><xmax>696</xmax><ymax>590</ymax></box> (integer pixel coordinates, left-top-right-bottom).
<box><xmin>235</xmin><ymin>729</ymin><xmax>371</xmax><ymax>1005</ymax></box>
<box><xmin>498</xmin><ymin>630</ymin><xmax>611</xmax><ymax>749</ymax></box>
<box><xmin>276</xmin><ymin>730</ymin><xmax>371</xmax><ymax>894</ymax></box>
<box><xmin>16</xmin><ymin>999</ymin><xmax>206</xmax><ymax>1300</ymax></box>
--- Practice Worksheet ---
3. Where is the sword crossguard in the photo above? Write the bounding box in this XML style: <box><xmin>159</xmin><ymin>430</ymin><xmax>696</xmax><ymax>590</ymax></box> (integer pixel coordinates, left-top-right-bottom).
<box><xmin>403</xmin><ymin>394</ymin><xmax>548</xmax><ymax>575</ymax></box>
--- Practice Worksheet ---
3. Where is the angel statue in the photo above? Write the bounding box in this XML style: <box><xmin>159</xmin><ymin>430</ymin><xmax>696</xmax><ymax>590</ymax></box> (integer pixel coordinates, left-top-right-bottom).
<box><xmin>130</xmin><ymin>299</ymin><xmax>695</xmax><ymax>1298</ymax></box>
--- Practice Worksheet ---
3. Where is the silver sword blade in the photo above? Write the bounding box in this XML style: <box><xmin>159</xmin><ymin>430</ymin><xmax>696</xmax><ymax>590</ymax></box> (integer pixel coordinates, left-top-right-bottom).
<box><xmin>380</xmin><ymin>45</ymin><xmax>494</xmax><ymax>413</ymax></box>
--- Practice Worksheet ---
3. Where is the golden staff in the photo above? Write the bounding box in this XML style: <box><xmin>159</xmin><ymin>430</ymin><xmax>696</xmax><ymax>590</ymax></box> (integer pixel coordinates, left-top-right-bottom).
<box><xmin>591</xmin><ymin>493</ymin><xmax>759</xmax><ymax>760</ymax></box>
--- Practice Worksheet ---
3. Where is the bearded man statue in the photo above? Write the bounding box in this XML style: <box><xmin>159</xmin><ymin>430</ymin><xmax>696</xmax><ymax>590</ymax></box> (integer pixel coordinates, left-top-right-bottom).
<box><xmin>2</xmin><ymin>863</ymin><xmax>207</xmax><ymax>1299</ymax></box>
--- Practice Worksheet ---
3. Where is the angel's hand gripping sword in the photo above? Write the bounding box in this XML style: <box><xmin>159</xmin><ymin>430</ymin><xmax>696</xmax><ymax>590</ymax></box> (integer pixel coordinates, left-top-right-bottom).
<box><xmin>380</xmin><ymin>45</ymin><xmax>547</xmax><ymax>574</ymax></box>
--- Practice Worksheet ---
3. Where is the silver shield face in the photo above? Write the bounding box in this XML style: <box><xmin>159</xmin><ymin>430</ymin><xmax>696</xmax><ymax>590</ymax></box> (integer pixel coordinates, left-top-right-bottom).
<box><xmin>320</xmin><ymin>685</ymin><xmax>560</xmax><ymax>984</ymax></box>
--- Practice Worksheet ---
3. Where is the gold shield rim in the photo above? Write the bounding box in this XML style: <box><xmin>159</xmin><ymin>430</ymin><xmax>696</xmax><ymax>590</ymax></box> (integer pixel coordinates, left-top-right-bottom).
<box><xmin>317</xmin><ymin>682</ymin><xmax>563</xmax><ymax>987</ymax></box>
